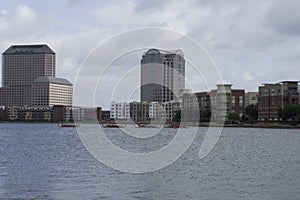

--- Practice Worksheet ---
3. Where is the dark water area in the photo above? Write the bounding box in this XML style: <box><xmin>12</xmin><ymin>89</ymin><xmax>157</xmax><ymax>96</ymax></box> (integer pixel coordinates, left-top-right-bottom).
<box><xmin>0</xmin><ymin>124</ymin><xmax>299</xmax><ymax>199</ymax></box>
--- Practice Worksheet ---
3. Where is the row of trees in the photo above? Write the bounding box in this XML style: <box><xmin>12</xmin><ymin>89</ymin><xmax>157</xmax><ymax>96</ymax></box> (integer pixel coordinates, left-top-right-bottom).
<box><xmin>231</xmin><ymin>104</ymin><xmax>300</xmax><ymax>123</ymax></box>
<box><xmin>278</xmin><ymin>105</ymin><xmax>300</xmax><ymax>122</ymax></box>
<box><xmin>172</xmin><ymin>109</ymin><xmax>211</xmax><ymax>122</ymax></box>
<box><xmin>173</xmin><ymin>104</ymin><xmax>300</xmax><ymax>123</ymax></box>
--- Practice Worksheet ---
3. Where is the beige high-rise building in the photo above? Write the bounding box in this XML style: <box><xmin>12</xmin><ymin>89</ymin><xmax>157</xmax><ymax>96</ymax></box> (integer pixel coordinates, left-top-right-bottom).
<box><xmin>0</xmin><ymin>44</ymin><xmax>73</xmax><ymax>107</ymax></box>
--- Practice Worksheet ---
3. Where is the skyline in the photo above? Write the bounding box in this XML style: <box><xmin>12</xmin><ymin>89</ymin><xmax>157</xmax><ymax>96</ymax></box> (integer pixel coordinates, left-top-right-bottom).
<box><xmin>1</xmin><ymin>0</ymin><xmax>300</xmax><ymax>109</ymax></box>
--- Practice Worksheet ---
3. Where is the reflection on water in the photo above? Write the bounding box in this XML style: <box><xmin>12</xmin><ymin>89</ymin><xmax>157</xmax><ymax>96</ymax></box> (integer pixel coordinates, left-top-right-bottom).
<box><xmin>0</xmin><ymin>124</ymin><xmax>299</xmax><ymax>199</ymax></box>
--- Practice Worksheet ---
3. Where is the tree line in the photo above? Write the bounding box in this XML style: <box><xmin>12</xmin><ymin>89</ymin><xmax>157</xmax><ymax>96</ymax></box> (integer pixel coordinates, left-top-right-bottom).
<box><xmin>172</xmin><ymin>104</ymin><xmax>300</xmax><ymax>123</ymax></box>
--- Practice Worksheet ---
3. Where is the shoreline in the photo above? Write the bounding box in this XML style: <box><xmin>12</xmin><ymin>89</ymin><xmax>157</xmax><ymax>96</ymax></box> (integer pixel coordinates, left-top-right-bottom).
<box><xmin>1</xmin><ymin>121</ymin><xmax>300</xmax><ymax>129</ymax></box>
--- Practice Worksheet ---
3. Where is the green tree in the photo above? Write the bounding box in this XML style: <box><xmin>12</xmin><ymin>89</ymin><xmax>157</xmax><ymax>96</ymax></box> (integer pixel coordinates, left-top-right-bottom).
<box><xmin>280</xmin><ymin>105</ymin><xmax>300</xmax><ymax>122</ymax></box>
<box><xmin>244</xmin><ymin>104</ymin><xmax>258</xmax><ymax>122</ymax></box>
<box><xmin>172</xmin><ymin>110</ymin><xmax>181</xmax><ymax>122</ymax></box>
<box><xmin>200</xmin><ymin>109</ymin><xmax>211</xmax><ymax>122</ymax></box>
<box><xmin>227</xmin><ymin>112</ymin><xmax>240</xmax><ymax>123</ymax></box>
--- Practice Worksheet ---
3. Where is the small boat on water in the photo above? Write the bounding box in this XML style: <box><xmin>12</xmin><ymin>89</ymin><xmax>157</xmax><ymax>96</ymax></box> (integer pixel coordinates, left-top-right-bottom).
<box><xmin>102</xmin><ymin>124</ymin><xmax>125</xmax><ymax>128</ymax></box>
<box><xmin>58</xmin><ymin>123</ymin><xmax>79</xmax><ymax>128</ymax></box>
<box><xmin>164</xmin><ymin>123</ymin><xmax>188</xmax><ymax>128</ymax></box>
<box><xmin>137</xmin><ymin>124</ymin><xmax>161</xmax><ymax>128</ymax></box>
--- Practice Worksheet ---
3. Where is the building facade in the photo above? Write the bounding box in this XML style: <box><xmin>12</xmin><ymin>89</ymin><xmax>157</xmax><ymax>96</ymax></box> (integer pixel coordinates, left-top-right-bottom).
<box><xmin>140</xmin><ymin>49</ymin><xmax>185</xmax><ymax>103</ymax></box>
<box><xmin>182</xmin><ymin>85</ymin><xmax>245</xmax><ymax>122</ymax></box>
<box><xmin>0</xmin><ymin>44</ymin><xmax>73</xmax><ymax>107</ymax></box>
<box><xmin>245</xmin><ymin>92</ymin><xmax>258</xmax><ymax>107</ymax></box>
<box><xmin>129</xmin><ymin>101</ymin><xmax>150</xmax><ymax>123</ymax></box>
<box><xmin>32</xmin><ymin>76</ymin><xmax>73</xmax><ymax>106</ymax></box>
<box><xmin>110</xmin><ymin>101</ymin><xmax>130</xmax><ymax>120</ymax></box>
<box><xmin>258</xmin><ymin>81</ymin><xmax>299</xmax><ymax>121</ymax></box>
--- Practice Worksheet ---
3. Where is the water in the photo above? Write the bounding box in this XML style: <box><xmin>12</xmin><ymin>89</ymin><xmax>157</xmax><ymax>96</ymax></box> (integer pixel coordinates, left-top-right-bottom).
<box><xmin>0</xmin><ymin>124</ymin><xmax>299</xmax><ymax>200</ymax></box>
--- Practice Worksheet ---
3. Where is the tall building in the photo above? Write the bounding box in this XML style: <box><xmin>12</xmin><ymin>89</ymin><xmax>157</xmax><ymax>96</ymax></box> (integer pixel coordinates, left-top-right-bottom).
<box><xmin>258</xmin><ymin>81</ymin><xmax>299</xmax><ymax>121</ymax></box>
<box><xmin>0</xmin><ymin>44</ymin><xmax>73</xmax><ymax>107</ymax></box>
<box><xmin>140</xmin><ymin>49</ymin><xmax>185</xmax><ymax>103</ymax></box>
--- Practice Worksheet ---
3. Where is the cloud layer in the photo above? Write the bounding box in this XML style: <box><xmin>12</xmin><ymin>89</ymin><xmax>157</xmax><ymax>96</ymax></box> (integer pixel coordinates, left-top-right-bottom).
<box><xmin>0</xmin><ymin>0</ymin><xmax>299</xmax><ymax>108</ymax></box>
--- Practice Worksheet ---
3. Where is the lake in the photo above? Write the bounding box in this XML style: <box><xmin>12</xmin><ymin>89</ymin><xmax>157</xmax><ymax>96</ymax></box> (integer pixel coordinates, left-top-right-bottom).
<box><xmin>0</xmin><ymin>124</ymin><xmax>299</xmax><ymax>199</ymax></box>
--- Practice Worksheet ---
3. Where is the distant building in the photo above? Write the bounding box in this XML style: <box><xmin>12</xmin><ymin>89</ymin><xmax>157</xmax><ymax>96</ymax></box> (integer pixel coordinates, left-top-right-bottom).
<box><xmin>258</xmin><ymin>81</ymin><xmax>299</xmax><ymax>121</ymax></box>
<box><xmin>0</xmin><ymin>44</ymin><xmax>73</xmax><ymax>107</ymax></box>
<box><xmin>5</xmin><ymin>106</ymin><xmax>54</xmax><ymax>122</ymax></box>
<box><xmin>162</xmin><ymin>101</ymin><xmax>181</xmax><ymax>122</ymax></box>
<box><xmin>210</xmin><ymin>84</ymin><xmax>232</xmax><ymax>121</ymax></box>
<box><xmin>110</xmin><ymin>101</ymin><xmax>130</xmax><ymax>120</ymax></box>
<box><xmin>140</xmin><ymin>49</ymin><xmax>185</xmax><ymax>103</ymax></box>
<box><xmin>245</xmin><ymin>92</ymin><xmax>258</xmax><ymax>107</ymax></box>
<box><xmin>129</xmin><ymin>101</ymin><xmax>150</xmax><ymax>123</ymax></box>
<box><xmin>3</xmin><ymin>105</ymin><xmax>101</xmax><ymax>122</ymax></box>
<box><xmin>0</xmin><ymin>106</ymin><xmax>8</xmax><ymax>121</ymax></box>
<box><xmin>182</xmin><ymin>91</ymin><xmax>210</xmax><ymax>111</ymax></box>
<box><xmin>32</xmin><ymin>76</ymin><xmax>73</xmax><ymax>106</ymax></box>
<box><xmin>182</xmin><ymin>84</ymin><xmax>245</xmax><ymax>122</ymax></box>
<box><xmin>182</xmin><ymin>91</ymin><xmax>210</xmax><ymax>122</ymax></box>
<box><xmin>298</xmin><ymin>85</ymin><xmax>300</xmax><ymax>104</ymax></box>
<box><xmin>231</xmin><ymin>89</ymin><xmax>245</xmax><ymax>117</ymax></box>
<box><xmin>101</xmin><ymin>110</ymin><xmax>111</xmax><ymax>121</ymax></box>
<box><xmin>70</xmin><ymin>106</ymin><xmax>101</xmax><ymax>122</ymax></box>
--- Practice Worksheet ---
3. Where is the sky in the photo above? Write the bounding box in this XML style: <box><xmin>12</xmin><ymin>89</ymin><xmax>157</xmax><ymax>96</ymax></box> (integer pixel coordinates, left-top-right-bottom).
<box><xmin>0</xmin><ymin>0</ymin><xmax>300</xmax><ymax>108</ymax></box>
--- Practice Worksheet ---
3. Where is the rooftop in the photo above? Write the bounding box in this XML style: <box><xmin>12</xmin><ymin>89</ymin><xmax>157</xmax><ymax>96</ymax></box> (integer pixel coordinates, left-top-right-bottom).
<box><xmin>32</xmin><ymin>76</ymin><xmax>73</xmax><ymax>86</ymax></box>
<box><xmin>143</xmin><ymin>48</ymin><xmax>184</xmax><ymax>56</ymax></box>
<box><xmin>3</xmin><ymin>44</ymin><xmax>55</xmax><ymax>55</ymax></box>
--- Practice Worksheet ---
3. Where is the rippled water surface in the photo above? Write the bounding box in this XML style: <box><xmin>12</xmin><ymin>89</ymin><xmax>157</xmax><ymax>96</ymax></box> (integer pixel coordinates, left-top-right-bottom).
<box><xmin>0</xmin><ymin>124</ymin><xmax>299</xmax><ymax>199</ymax></box>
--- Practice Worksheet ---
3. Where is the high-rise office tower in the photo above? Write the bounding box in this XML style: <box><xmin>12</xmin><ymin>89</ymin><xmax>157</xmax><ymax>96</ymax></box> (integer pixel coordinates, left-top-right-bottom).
<box><xmin>140</xmin><ymin>49</ymin><xmax>185</xmax><ymax>103</ymax></box>
<box><xmin>2</xmin><ymin>45</ymin><xmax>56</xmax><ymax>87</ymax></box>
<box><xmin>0</xmin><ymin>44</ymin><xmax>73</xmax><ymax>107</ymax></box>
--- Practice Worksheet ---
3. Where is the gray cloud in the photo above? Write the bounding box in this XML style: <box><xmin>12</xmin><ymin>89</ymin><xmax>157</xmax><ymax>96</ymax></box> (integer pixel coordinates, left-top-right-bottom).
<box><xmin>0</xmin><ymin>0</ymin><xmax>299</xmax><ymax>108</ymax></box>
<box><xmin>265</xmin><ymin>0</ymin><xmax>300</xmax><ymax>36</ymax></box>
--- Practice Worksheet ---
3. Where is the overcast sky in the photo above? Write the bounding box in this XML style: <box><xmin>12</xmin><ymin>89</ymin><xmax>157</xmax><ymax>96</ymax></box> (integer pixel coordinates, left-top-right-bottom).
<box><xmin>1</xmin><ymin>0</ymin><xmax>300</xmax><ymax>108</ymax></box>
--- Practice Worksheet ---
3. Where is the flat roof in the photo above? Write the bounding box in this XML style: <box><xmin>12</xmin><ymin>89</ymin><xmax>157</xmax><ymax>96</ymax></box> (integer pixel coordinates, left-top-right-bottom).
<box><xmin>32</xmin><ymin>76</ymin><xmax>73</xmax><ymax>86</ymax></box>
<box><xmin>3</xmin><ymin>44</ymin><xmax>55</xmax><ymax>55</ymax></box>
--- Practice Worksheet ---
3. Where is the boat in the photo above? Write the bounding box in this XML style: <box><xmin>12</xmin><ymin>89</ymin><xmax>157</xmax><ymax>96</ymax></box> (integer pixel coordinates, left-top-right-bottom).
<box><xmin>164</xmin><ymin>123</ymin><xmax>188</xmax><ymax>128</ymax></box>
<box><xmin>58</xmin><ymin>123</ymin><xmax>79</xmax><ymax>128</ymax></box>
<box><xmin>102</xmin><ymin>124</ymin><xmax>125</xmax><ymax>128</ymax></box>
<box><xmin>137</xmin><ymin>124</ymin><xmax>161</xmax><ymax>128</ymax></box>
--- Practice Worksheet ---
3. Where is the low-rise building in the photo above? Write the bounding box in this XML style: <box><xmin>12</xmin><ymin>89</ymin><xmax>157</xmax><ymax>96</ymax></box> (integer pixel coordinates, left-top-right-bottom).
<box><xmin>245</xmin><ymin>92</ymin><xmax>258</xmax><ymax>107</ymax></box>
<box><xmin>182</xmin><ymin>84</ymin><xmax>245</xmax><ymax>122</ymax></box>
<box><xmin>101</xmin><ymin>110</ymin><xmax>111</xmax><ymax>122</ymax></box>
<box><xmin>258</xmin><ymin>81</ymin><xmax>299</xmax><ymax>121</ymax></box>
<box><xmin>32</xmin><ymin>76</ymin><xmax>73</xmax><ymax>107</ymax></box>
<box><xmin>231</xmin><ymin>89</ymin><xmax>245</xmax><ymax>117</ymax></box>
<box><xmin>7</xmin><ymin>106</ymin><xmax>52</xmax><ymax>122</ymax></box>
<box><xmin>4</xmin><ymin>105</ymin><xmax>102</xmax><ymax>122</ymax></box>
<box><xmin>110</xmin><ymin>101</ymin><xmax>130</xmax><ymax>120</ymax></box>
<box><xmin>0</xmin><ymin>106</ymin><xmax>8</xmax><ymax>121</ymax></box>
<box><xmin>71</xmin><ymin>107</ymin><xmax>101</xmax><ymax>122</ymax></box>
<box><xmin>129</xmin><ymin>101</ymin><xmax>150</xmax><ymax>123</ymax></box>
<box><xmin>162</xmin><ymin>100</ymin><xmax>181</xmax><ymax>122</ymax></box>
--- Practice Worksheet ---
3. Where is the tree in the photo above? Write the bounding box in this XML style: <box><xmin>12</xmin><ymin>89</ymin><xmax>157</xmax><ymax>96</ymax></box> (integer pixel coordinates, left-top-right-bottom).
<box><xmin>172</xmin><ymin>110</ymin><xmax>181</xmax><ymax>122</ymax></box>
<box><xmin>227</xmin><ymin>112</ymin><xmax>240</xmax><ymax>123</ymax></box>
<box><xmin>244</xmin><ymin>104</ymin><xmax>258</xmax><ymax>122</ymax></box>
<box><xmin>279</xmin><ymin>105</ymin><xmax>300</xmax><ymax>122</ymax></box>
<box><xmin>200</xmin><ymin>109</ymin><xmax>211</xmax><ymax>122</ymax></box>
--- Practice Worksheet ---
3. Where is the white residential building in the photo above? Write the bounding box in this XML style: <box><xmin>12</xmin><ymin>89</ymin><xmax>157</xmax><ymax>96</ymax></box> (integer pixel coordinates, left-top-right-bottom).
<box><xmin>110</xmin><ymin>101</ymin><xmax>130</xmax><ymax>119</ymax></box>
